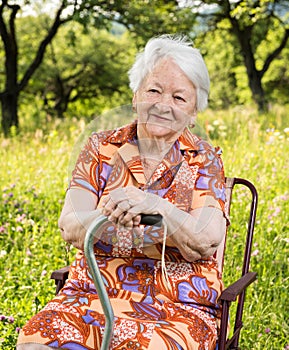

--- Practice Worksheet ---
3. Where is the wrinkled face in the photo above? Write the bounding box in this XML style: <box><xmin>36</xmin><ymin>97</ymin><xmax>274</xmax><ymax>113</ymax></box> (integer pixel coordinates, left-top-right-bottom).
<box><xmin>134</xmin><ymin>58</ymin><xmax>197</xmax><ymax>140</ymax></box>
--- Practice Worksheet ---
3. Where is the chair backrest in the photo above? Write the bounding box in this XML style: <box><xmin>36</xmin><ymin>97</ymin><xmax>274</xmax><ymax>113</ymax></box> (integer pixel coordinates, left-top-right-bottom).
<box><xmin>215</xmin><ymin>177</ymin><xmax>258</xmax><ymax>275</ymax></box>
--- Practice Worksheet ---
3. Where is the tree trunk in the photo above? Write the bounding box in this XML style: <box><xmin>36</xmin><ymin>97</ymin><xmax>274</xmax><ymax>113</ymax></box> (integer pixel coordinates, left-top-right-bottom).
<box><xmin>0</xmin><ymin>1</ymin><xmax>20</xmax><ymax>135</ymax></box>
<box><xmin>248</xmin><ymin>70</ymin><xmax>266</xmax><ymax>112</ymax></box>
<box><xmin>231</xmin><ymin>22</ymin><xmax>267</xmax><ymax>111</ymax></box>
<box><xmin>242</xmin><ymin>41</ymin><xmax>266</xmax><ymax>111</ymax></box>
<box><xmin>0</xmin><ymin>1</ymin><xmax>66</xmax><ymax>135</ymax></box>
<box><xmin>0</xmin><ymin>91</ymin><xmax>18</xmax><ymax>135</ymax></box>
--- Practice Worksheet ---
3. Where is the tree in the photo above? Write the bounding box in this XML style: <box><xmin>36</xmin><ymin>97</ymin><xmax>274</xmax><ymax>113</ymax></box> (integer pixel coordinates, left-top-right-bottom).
<box><xmin>32</xmin><ymin>26</ymin><xmax>134</xmax><ymax>119</ymax></box>
<box><xmin>0</xmin><ymin>0</ymin><xmax>69</xmax><ymax>135</ymax></box>
<box><xmin>0</xmin><ymin>0</ymin><xmax>196</xmax><ymax>136</ymax></box>
<box><xmin>189</xmin><ymin>0</ymin><xmax>289</xmax><ymax>111</ymax></box>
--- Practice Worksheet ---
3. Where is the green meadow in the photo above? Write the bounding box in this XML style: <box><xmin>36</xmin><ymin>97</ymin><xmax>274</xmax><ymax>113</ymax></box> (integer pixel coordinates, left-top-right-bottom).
<box><xmin>0</xmin><ymin>105</ymin><xmax>288</xmax><ymax>349</ymax></box>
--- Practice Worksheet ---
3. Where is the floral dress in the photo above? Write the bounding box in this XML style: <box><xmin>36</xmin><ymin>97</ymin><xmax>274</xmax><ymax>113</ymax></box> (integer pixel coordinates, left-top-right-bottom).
<box><xmin>18</xmin><ymin>121</ymin><xmax>227</xmax><ymax>350</ymax></box>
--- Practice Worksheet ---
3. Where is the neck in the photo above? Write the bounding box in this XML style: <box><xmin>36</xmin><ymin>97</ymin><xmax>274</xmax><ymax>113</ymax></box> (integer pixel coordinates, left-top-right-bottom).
<box><xmin>138</xmin><ymin>137</ymin><xmax>173</xmax><ymax>160</ymax></box>
<box><xmin>137</xmin><ymin>125</ymin><xmax>180</xmax><ymax>161</ymax></box>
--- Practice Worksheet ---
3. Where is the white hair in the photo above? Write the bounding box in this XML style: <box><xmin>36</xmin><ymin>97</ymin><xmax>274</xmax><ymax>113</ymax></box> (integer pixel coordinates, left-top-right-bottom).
<box><xmin>128</xmin><ymin>34</ymin><xmax>210</xmax><ymax>111</ymax></box>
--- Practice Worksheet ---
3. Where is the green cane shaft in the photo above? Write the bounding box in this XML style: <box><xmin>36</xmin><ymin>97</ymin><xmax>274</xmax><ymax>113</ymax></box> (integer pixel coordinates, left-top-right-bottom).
<box><xmin>84</xmin><ymin>215</ymin><xmax>114</xmax><ymax>350</ymax></box>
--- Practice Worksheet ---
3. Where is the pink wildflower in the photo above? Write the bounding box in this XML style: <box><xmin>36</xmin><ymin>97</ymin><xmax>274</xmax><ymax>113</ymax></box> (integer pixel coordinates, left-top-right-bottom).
<box><xmin>8</xmin><ymin>316</ymin><xmax>14</xmax><ymax>323</ymax></box>
<box><xmin>252</xmin><ymin>249</ymin><xmax>260</xmax><ymax>257</ymax></box>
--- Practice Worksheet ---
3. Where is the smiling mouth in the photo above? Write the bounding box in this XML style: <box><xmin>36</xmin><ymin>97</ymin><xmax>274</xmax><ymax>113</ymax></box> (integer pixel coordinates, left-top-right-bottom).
<box><xmin>149</xmin><ymin>114</ymin><xmax>172</xmax><ymax>122</ymax></box>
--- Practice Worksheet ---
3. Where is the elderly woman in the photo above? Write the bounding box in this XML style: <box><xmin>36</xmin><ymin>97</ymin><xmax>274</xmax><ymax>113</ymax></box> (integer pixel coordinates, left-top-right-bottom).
<box><xmin>17</xmin><ymin>35</ymin><xmax>227</xmax><ymax>350</ymax></box>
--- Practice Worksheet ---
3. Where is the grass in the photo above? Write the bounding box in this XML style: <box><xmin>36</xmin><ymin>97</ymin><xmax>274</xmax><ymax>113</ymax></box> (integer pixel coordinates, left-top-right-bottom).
<box><xmin>0</xmin><ymin>105</ymin><xmax>289</xmax><ymax>349</ymax></box>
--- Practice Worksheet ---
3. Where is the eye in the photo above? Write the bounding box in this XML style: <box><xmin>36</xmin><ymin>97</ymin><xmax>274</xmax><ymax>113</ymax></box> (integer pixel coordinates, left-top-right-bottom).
<box><xmin>148</xmin><ymin>89</ymin><xmax>160</xmax><ymax>94</ymax></box>
<box><xmin>174</xmin><ymin>95</ymin><xmax>186</xmax><ymax>102</ymax></box>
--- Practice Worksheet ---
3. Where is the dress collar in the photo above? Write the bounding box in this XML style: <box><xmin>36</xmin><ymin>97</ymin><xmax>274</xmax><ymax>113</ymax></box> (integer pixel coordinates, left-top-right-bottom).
<box><xmin>104</xmin><ymin>121</ymin><xmax>201</xmax><ymax>188</ymax></box>
<box><xmin>105</xmin><ymin>120</ymin><xmax>201</xmax><ymax>153</ymax></box>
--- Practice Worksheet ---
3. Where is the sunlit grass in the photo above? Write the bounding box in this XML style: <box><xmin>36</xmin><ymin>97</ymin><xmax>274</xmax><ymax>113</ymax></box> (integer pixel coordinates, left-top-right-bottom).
<box><xmin>0</xmin><ymin>105</ymin><xmax>288</xmax><ymax>349</ymax></box>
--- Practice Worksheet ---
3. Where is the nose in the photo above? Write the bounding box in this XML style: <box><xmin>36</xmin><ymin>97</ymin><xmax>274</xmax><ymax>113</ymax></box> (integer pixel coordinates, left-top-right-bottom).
<box><xmin>155</xmin><ymin>94</ymin><xmax>173</xmax><ymax>113</ymax></box>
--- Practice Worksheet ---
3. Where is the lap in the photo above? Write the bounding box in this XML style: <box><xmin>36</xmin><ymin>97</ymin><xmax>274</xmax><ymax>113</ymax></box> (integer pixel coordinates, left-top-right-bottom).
<box><xmin>17</xmin><ymin>297</ymin><xmax>218</xmax><ymax>349</ymax></box>
<box><xmin>18</xmin><ymin>256</ymin><xmax>221</xmax><ymax>349</ymax></box>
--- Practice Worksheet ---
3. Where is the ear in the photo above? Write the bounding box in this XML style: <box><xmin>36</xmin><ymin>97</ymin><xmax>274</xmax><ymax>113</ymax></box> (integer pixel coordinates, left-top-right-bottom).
<box><xmin>189</xmin><ymin>109</ymin><xmax>197</xmax><ymax>127</ymax></box>
<box><xmin>132</xmin><ymin>93</ymin><xmax>137</xmax><ymax>111</ymax></box>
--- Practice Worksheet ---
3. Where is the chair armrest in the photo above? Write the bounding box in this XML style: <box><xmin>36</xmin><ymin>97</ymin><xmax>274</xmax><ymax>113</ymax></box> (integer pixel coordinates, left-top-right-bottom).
<box><xmin>51</xmin><ymin>266</ymin><xmax>70</xmax><ymax>281</ymax></box>
<box><xmin>220</xmin><ymin>271</ymin><xmax>257</xmax><ymax>302</ymax></box>
<box><xmin>51</xmin><ymin>266</ymin><xmax>70</xmax><ymax>294</ymax></box>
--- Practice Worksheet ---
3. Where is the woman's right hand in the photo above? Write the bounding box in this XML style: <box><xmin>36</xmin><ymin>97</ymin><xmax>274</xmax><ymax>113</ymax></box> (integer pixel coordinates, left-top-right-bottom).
<box><xmin>101</xmin><ymin>186</ymin><xmax>161</xmax><ymax>228</ymax></box>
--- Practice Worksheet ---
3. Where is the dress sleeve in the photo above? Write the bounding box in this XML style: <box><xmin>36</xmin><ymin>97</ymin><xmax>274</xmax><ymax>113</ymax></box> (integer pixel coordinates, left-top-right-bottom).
<box><xmin>191</xmin><ymin>140</ymin><xmax>227</xmax><ymax>216</ymax></box>
<box><xmin>69</xmin><ymin>133</ymin><xmax>102</xmax><ymax>197</ymax></box>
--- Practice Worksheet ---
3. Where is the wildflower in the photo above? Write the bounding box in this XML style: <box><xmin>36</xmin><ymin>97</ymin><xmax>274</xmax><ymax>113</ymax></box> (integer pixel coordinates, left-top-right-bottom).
<box><xmin>284</xmin><ymin>128</ymin><xmax>289</xmax><ymax>133</ymax></box>
<box><xmin>16</xmin><ymin>214</ymin><xmax>26</xmax><ymax>222</ymax></box>
<box><xmin>28</xmin><ymin>219</ymin><xmax>35</xmax><ymax>226</ymax></box>
<box><xmin>252</xmin><ymin>249</ymin><xmax>259</xmax><ymax>257</ymax></box>
<box><xmin>272</xmin><ymin>207</ymin><xmax>281</xmax><ymax>217</ymax></box>
<box><xmin>0</xmin><ymin>250</ymin><xmax>7</xmax><ymax>258</ymax></box>
<box><xmin>206</xmin><ymin>124</ymin><xmax>215</xmax><ymax>132</ymax></box>
<box><xmin>16</xmin><ymin>226</ymin><xmax>24</xmax><ymax>232</ymax></box>
<box><xmin>8</xmin><ymin>316</ymin><xmax>15</xmax><ymax>323</ymax></box>
<box><xmin>0</xmin><ymin>226</ymin><xmax>5</xmax><ymax>233</ymax></box>
<box><xmin>26</xmin><ymin>248</ymin><xmax>33</xmax><ymax>257</ymax></box>
<box><xmin>0</xmin><ymin>315</ymin><xmax>6</xmax><ymax>321</ymax></box>
<box><xmin>41</xmin><ymin>270</ymin><xmax>47</xmax><ymax>277</ymax></box>
<box><xmin>266</xmin><ymin>128</ymin><xmax>275</xmax><ymax>133</ymax></box>
<box><xmin>264</xmin><ymin>327</ymin><xmax>271</xmax><ymax>334</ymax></box>
<box><xmin>266</xmin><ymin>135</ymin><xmax>275</xmax><ymax>145</ymax></box>
<box><xmin>16</xmin><ymin>327</ymin><xmax>21</xmax><ymax>333</ymax></box>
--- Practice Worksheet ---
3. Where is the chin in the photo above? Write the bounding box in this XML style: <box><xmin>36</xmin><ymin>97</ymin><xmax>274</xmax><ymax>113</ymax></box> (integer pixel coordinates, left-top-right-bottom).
<box><xmin>146</xmin><ymin>124</ymin><xmax>175</xmax><ymax>138</ymax></box>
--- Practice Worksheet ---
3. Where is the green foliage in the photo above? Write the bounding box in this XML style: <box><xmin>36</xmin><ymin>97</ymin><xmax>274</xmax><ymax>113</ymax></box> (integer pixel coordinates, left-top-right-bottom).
<box><xmin>1</xmin><ymin>105</ymin><xmax>289</xmax><ymax>349</ymax></box>
<box><xmin>26</xmin><ymin>24</ymin><xmax>135</xmax><ymax>119</ymax></box>
<box><xmin>0</xmin><ymin>123</ymin><xmax>77</xmax><ymax>347</ymax></box>
<box><xmin>0</xmin><ymin>0</ymin><xmax>198</xmax><ymax>134</ymax></box>
<box><xmin>111</xmin><ymin>0</ymin><xmax>196</xmax><ymax>45</ymax></box>
<box><xmin>1</xmin><ymin>0</ymin><xmax>288</xmax><ymax>133</ymax></box>
<box><xmin>190</xmin><ymin>0</ymin><xmax>289</xmax><ymax>110</ymax></box>
<box><xmin>195</xmin><ymin>27</ymin><xmax>243</xmax><ymax>108</ymax></box>
<box><xmin>194</xmin><ymin>16</ymin><xmax>289</xmax><ymax>108</ymax></box>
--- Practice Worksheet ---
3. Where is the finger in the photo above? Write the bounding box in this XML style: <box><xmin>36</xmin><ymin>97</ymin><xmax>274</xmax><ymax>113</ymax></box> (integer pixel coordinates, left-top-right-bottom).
<box><xmin>101</xmin><ymin>197</ymin><xmax>116</xmax><ymax>212</ymax></box>
<box><xmin>182</xmin><ymin>245</ymin><xmax>202</xmax><ymax>262</ymax></box>
<box><xmin>101</xmin><ymin>199</ymin><xmax>116</xmax><ymax>216</ymax></box>
<box><xmin>103</xmin><ymin>195</ymin><xmax>129</xmax><ymax>214</ymax></box>
<box><xmin>133</xmin><ymin>215</ymin><xmax>141</xmax><ymax>226</ymax></box>
<box><xmin>108</xmin><ymin>200</ymin><xmax>131</xmax><ymax>223</ymax></box>
<box><xmin>119</xmin><ymin>210</ymin><xmax>138</xmax><ymax>225</ymax></box>
<box><xmin>118</xmin><ymin>201</ymin><xmax>131</xmax><ymax>211</ymax></box>
<box><xmin>129</xmin><ymin>204</ymin><xmax>159</xmax><ymax>216</ymax></box>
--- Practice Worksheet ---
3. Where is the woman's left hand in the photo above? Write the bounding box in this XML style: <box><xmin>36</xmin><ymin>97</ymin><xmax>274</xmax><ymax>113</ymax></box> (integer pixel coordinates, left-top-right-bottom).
<box><xmin>101</xmin><ymin>186</ymin><xmax>161</xmax><ymax>227</ymax></box>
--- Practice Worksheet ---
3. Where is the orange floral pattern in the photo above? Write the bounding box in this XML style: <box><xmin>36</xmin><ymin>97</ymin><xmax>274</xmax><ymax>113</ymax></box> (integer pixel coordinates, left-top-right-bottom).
<box><xmin>18</xmin><ymin>121</ymin><xmax>227</xmax><ymax>349</ymax></box>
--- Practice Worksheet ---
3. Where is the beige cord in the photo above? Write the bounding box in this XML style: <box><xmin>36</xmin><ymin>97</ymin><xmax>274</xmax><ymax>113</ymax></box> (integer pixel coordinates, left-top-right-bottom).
<box><xmin>161</xmin><ymin>220</ymin><xmax>172</xmax><ymax>291</ymax></box>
